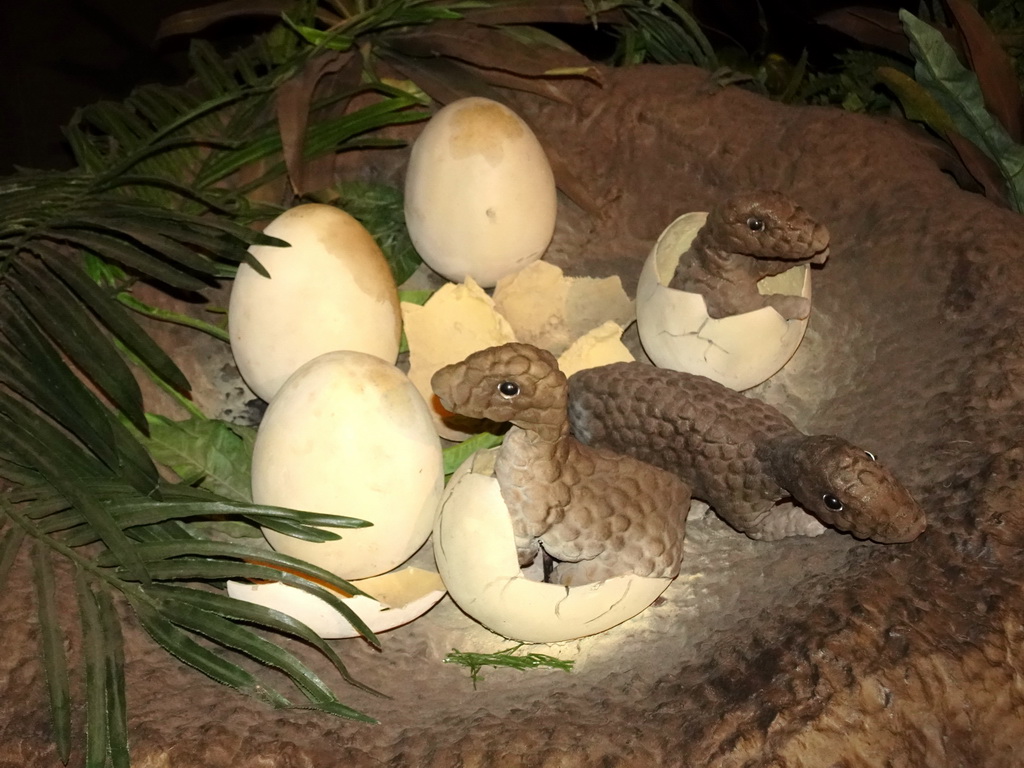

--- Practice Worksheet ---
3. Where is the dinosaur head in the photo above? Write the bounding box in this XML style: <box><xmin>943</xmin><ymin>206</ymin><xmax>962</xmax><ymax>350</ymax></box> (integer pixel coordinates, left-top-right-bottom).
<box><xmin>775</xmin><ymin>434</ymin><xmax>926</xmax><ymax>543</ymax></box>
<box><xmin>704</xmin><ymin>190</ymin><xmax>831</xmax><ymax>265</ymax></box>
<box><xmin>431</xmin><ymin>343</ymin><xmax>568</xmax><ymax>441</ymax></box>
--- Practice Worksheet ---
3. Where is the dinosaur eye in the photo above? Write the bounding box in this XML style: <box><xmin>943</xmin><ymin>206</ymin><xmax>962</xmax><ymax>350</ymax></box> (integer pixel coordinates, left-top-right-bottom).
<box><xmin>822</xmin><ymin>494</ymin><xmax>844</xmax><ymax>512</ymax></box>
<box><xmin>746</xmin><ymin>216</ymin><xmax>765</xmax><ymax>232</ymax></box>
<box><xmin>498</xmin><ymin>381</ymin><xmax>520</xmax><ymax>398</ymax></box>
<box><xmin>864</xmin><ymin>450</ymin><xmax>876</xmax><ymax>461</ymax></box>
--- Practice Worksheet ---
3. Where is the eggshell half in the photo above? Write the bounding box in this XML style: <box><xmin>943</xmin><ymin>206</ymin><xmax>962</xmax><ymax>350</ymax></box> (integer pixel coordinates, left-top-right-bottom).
<box><xmin>404</xmin><ymin>97</ymin><xmax>557</xmax><ymax>287</ymax></box>
<box><xmin>252</xmin><ymin>351</ymin><xmax>443</xmax><ymax>580</ymax></box>
<box><xmin>229</xmin><ymin>204</ymin><xmax>401</xmax><ymax>401</ymax></box>
<box><xmin>226</xmin><ymin>566</ymin><xmax>446</xmax><ymax>639</ymax></box>
<box><xmin>635</xmin><ymin>212</ymin><xmax>812</xmax><ymax>391</ymax></box>
<box><xmin>434</xmin><ymin>449</ymin><xmax>673</xmax><ymax>643</ymax></box>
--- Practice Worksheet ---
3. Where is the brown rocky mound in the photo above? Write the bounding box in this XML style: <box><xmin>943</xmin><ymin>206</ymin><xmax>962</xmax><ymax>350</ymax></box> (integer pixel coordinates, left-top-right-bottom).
<box><xmin>3</xmin><ymin>63</ymin><xmax>1024</xmax><ymax>767</ymax></box>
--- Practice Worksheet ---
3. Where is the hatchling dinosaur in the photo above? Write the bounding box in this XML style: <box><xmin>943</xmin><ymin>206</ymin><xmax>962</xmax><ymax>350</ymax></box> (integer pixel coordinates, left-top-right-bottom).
<box><xmin>668</xmin><ymin>190</ymin><xmax>831</xmax><ymax>320</ymax></box>
<box><xmin>431</xmin><ymin>343</ymin><xmax>691</xmax><ymax>586</ymax></box>
<box><xmin>567</xmin><ymin>362</ymin><xmax>926</xmax><ymax>543</ymax></box>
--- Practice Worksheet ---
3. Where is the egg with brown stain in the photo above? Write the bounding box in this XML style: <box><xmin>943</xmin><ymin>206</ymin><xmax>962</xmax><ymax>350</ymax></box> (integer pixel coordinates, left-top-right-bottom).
<box><xmin>229</xmin><ymin>204</ymin><xmax>401</xmax><ymax>402</ymax></box>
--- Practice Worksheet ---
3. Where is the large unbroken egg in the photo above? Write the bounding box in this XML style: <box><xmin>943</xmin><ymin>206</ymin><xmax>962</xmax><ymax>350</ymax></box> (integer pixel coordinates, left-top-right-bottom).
<box><xmin>404</xmin><ymin>97</ymin><xmax>557</xmax><ymax>288</ymax></box>
<box><xmin>251</xmin><ymin>351</ymin><xmax>443</xmax><ymax>580</ymax></box>
<box><xmin>635</xmin><ymin>212</ymin><xmax>813</xmax><ymax>391</ymax></box>
<box><xmin>229</xmin><ymin>204</ymin><xmax>401</xmax><ymax>402</ymax></box>
<box><xmin>434</xmin><ymin>449</ymin><xmax>673</xmax><ymax>643</ymax></box>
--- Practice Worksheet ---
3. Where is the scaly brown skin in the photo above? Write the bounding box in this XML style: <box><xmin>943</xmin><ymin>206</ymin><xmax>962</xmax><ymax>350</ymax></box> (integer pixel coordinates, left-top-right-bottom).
<box><xmin>431</xmin><ymin>343</ymin><xmax>691</xmax><ymax>586</ymax></box>
<box><xmin>668</xmin><ymin>190</ymin><xmax>831</xmax><ymax>320</ymax></box>
<box><xmin>567</xmin><ymin>362</ymin><xmax>927</xmax><ymax>544</ymax></box>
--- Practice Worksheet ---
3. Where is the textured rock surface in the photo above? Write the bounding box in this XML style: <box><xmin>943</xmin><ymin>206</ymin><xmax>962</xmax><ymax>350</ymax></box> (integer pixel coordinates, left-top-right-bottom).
<box><xmin>4</xmin><ymin>63</ymin><xmax>1024</xmax><ymax>766</ymax></box>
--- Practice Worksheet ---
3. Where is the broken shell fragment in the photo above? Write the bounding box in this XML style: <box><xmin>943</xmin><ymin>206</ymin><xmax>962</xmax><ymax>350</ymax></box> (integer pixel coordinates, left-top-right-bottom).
<box><xmin>226</xmin><ymin>565</ymin><xmax>446</xmax><ymax>639</ymax></box>
<box><xmin>492</xmin><ymin>261</ymin><xmax>635</xmax><ymax>355</ymax></box>
<box><xmin>402</xmin><ymin>278</ymin><xmax>516</xmax><ymax>441</ymax></box>
<box><xmin>434</xmin><ymin>449</ymin><xmax>673</xmax><ymax>643</ymax></box>
<box><xmin>635</xmin><ymin>212</ymin><xmax>812</xmax><ymax>391</ymax></box>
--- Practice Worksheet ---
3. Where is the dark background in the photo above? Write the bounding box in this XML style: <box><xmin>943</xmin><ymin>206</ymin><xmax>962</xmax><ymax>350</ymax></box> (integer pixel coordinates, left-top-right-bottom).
<box><xmin>0</xmin><ymin>0</ymin><xmax>903</xmax><ymax>175</ymax></box>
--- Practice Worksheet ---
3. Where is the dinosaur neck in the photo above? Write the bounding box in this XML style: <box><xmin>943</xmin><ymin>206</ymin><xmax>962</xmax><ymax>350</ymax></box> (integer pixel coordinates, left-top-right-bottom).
<box><xmin>759</xmin><ymin>431</ymin><xmax>807</xmax><ymax>491</ymax></box>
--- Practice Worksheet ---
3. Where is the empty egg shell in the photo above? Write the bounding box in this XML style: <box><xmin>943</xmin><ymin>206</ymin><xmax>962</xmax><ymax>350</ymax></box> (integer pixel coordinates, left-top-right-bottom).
<box><xmin>635</xmin><ymin>212</ymin><xmax>812</xmax><ymax>391</ymax></box>
<box><xmin>434</xmin><ymin>449</ymin><xmax>673</xmax><ymax>643</ymax></box>
<box><xmin>225</xmin><ymin>565</ymin><xmax>446</xmax><ymax>639</ymax></box>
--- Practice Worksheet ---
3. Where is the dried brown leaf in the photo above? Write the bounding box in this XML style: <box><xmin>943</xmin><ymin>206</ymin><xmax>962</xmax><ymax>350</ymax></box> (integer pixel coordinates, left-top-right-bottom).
<box><xmin>945</xmin><ymin>129</ymin><xmax>1011</xmax><ymax>208</ymax></box>
<box><xmin>461</xmin><ymin>0</ymin><xmax>626</xmax><ymax>26</ymax></box>
<box><xmin>389</xmin><ymin>22</ymin><xmax>598</xmax><ymax>83</ymax></box>
<box><xmin>945</xmin><ymin>0</ymin><xmax>1024</xmax><ymax>141</ymax></box>
<box><xmin>816</xmin><ymin>6</ymin><xmax>910</xmax><ymax>55</ymax></box>
<box><xmin>274</xmin><ymin>51</ymin><xmax>358</xmax><ymax>196</ymax></box>
<box><xmin>156</xmin><ymin>0</ymin><xmax>292</xmax><ymax>39</ymax></box>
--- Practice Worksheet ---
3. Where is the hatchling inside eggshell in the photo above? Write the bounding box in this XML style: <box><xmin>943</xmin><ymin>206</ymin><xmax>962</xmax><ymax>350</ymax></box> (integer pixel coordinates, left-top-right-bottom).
<box><xmin>635</xmin><ymin>211</ymin><xmax>814</xmax><ymax>392</ymax></box>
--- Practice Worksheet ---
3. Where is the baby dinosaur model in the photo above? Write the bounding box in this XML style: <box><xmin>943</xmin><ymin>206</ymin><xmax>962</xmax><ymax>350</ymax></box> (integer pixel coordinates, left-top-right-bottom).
<box><xmin>567</xmin><ymin>362</ymin><xmax>926</xmax><ymax>543</ymax></box>
<box><xmin>668</xmin><ymin>190</ymin><xmax>831</xmax><ymax>320</ymax></box>
<box><xmin>431</xmin><ymin>343</ymin><xmax>691</xmax><ymax>586</ymax></box>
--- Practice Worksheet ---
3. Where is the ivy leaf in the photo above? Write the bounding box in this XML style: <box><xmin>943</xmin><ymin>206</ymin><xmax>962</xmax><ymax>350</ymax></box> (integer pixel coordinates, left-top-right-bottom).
<box><xmin>142</xmin><ymin>415</ymin><xmax>256</xmax><ymax>503</ymax></box>
<box><xmin>900</xmin><ymin>9</ymin><xmax>1024</xmax><ymax>211</ymax></box>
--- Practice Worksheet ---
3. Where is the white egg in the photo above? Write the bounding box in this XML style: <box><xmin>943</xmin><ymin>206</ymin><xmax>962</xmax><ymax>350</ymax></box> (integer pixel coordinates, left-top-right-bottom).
<box><xmin>225</xmin><ymin>565</ymin><xmax>446</xmax><ymax>639</ymax></box>
<box><xmin>251</xmin><ymin>351</ymin><xmax>443</xmax><ymax>580</ymax></box>
<box><xmin>635</xmin><ymin>212</ymin><xmax>812</xmax><ymax>391</ymax></box>
<box><xmin>229</xmin><ymin>203</ymin><xmax>401</xmax><ymax>402</ymax></box>
<box><xmin>434</xmin><ymin>449</ymin><xmax>673</xmax><ymax>643</ymax></box>
<box><xmin>404</xmin><ymin>97</ymin><xmax>557</xmax><ymax>288</ymax></box>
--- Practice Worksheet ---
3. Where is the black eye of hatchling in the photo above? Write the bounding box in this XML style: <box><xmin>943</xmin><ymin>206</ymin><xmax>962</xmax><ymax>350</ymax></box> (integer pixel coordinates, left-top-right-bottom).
<box><xmin>498</xmin><ymin>381</ymin><xmax>520</xmax><ymax>398</ymax></box>
<box><xmin>822</xmin><ymin>493</ymin><xmax>844</xmax><ymax>512</ymax></box>
<box><xmin>747</xmin><ymin>216</ymin><xmax>765</xmax><ymax>232</ymax></box>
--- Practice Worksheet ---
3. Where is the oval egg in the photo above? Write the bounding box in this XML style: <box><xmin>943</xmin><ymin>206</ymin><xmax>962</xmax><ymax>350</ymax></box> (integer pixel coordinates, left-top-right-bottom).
<box><xmin>404</xmin><ymin>97</ymin><xmax>557</xmax><ymax>288</ymax></box>
<box><xmin>434</xmin><ymin>449</ymin><xmax>673</xmax><ymax>643</ymax></box>
<box><xmin>251</xmin><ymin>351</ymin><xmax>443</xmax><ymax>580</ymax></box>
<box><xmin>229</xmin><ymin>203</ymin><xmax>401</xmax><ymax>402</ymax></box>
<box><xmin>636</xmin><ymin>211</ymin><xmax>812</xmax><ymax>391</ymax></box>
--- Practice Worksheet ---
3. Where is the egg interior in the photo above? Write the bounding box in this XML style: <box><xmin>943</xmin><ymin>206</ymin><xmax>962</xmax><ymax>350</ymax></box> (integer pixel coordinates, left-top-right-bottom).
<box><xmin>635</xmin><ymin>212</ymin><xmax>812</xmax><ymax>391</ymax></box>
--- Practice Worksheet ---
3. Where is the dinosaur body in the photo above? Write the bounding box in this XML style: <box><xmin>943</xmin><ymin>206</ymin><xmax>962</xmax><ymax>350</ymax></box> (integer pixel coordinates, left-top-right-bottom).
<box><xmin>431</xmin><ymin>344</ymin><xmax>691</xmax><ymax>586</ymax></box>
<box><xmin>668</xmin><ymin>190</ymin><xmax>830</xmax><ymax>320</ymax></box>
<box><xmin>567</xmin><ymin>362</ymin><xmax>926</xmax><ymax>543</ymax></box>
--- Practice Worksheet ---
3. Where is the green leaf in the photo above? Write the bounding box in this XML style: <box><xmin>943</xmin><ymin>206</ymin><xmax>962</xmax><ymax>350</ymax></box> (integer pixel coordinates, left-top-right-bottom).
<box><xmin>877</xmin><ymin>65</ymin><xmax>957</xmax><ymax>133</ymax></box>
<box><xmin>0</xmin><ymin>523</ymin><xmax>26</xmax><ymax>591</ymax></box>
<box><xmin>36</xmin><ymin>246</ymin><xmax>191</xmax><ymax>394</ymax></box>
<box><xmin>94</xmin><ymin>585</ymin><xmax>130</xmax><ymax>768</ymax></box>
<box><xmin>10</xmin><ymin>259</ymin><xmax>147</xmax><ymax>431</ymax></box>
<box><xmin>143</xmin><ymin>583</ymin><xmax>379</xmax><ymax>697</ymax></box>
<box><xmin>148</xmin><ymin>588</ymin><xmax>376</xmax><ymax>722</ymax></box>
<box><xmin>900</xmin><ymin>9</ymin><xmax>1024</xmax><ymax>211</ymax></box>
<box><xmin>75</xmin><ymin>569</ymin><xmax>109</xmax><ymax>767</ymax></box>
<box><xmin>443</xmin><ymin>431</ymin><xmax>505</xmax><ymax>476</ymax></box>
<box><xmin>142</xmin><ymin>415</ymin><xmax>257</xmax><ymax>502</ymax></box>
<box><xmin>32</xmin><ymin>542</ymin><xmax>72</xmax><ymax>764</ymax></box>
<box><xmin>128</xmin><ymin>594</ymin><xmax>291</xmax><ymax>707</ymax></box>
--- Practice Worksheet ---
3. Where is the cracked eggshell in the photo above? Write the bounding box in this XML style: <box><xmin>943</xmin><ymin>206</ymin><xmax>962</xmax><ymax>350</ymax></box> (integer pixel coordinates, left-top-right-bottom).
<box><xmin>404</xmin><ymin>97</ymin><xmax>557</xmax><ymax>288</ymax></box>
<box><xmin>434</xmin><ymin>449</ymin><xmax>672</xmax><ymax>643</ymax></box>
<box><xmin>229</xmin><ymin>203</ymin><xmax>401</xmax><ymax>402</ymax></box>
<box><xmin>492</xmin><ymin>261</ymin><xmax>635</xmax><ymax>355</ymax></box>
<box><xmin>556</xmin><ymin>320</ymin><xmax>634</xmax><ymax>378</ymax></box>
<box><xmin>226</xmin><ymin>566</ymin><xmax>446</xmax><ymax>639</ymax></box>
<box><xmin>252</xmin><ymin>350</ymin><xmax>443</xmax><ymax>580</ymax></box>
<box><xmin>636</xmin><ymin>212</ymin><xmax>811</xmax><ymax>391</ymax></box>
<box><xmin>402</xmin><ymin>278</ymin><xmax>516</xmax><ymax>441</ymax></box>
